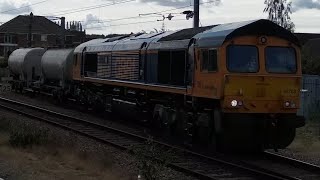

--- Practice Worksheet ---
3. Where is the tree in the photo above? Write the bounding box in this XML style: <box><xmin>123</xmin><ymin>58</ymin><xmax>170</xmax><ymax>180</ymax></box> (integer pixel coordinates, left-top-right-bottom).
<box><xmin>264</xmin><ymin>0</ymin><xmax>295</xmax><ymax>32</ymax></box>
<box><xmin>301</xmin><ymin>46</ymin><xmax>320</xmax><ymax>75</ymax></box>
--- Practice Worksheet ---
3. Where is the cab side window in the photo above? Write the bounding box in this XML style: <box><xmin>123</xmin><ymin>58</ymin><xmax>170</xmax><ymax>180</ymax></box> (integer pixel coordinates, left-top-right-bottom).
<box><xmin>201</xmin><ymin>49</ymin><xmax>217</xmax><ymax>72</ymax></box>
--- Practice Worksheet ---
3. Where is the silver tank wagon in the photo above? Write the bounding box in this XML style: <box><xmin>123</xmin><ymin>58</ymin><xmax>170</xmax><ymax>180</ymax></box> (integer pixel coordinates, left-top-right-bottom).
<box><xmin>41</xmin><ymin>49</ymin><xmax>74</xmax><ymax>88</ymax></box>
<box><xmin>8</xmin><ymin>48</ymin><xmax>45</xmax><ymax>87</ymax></box>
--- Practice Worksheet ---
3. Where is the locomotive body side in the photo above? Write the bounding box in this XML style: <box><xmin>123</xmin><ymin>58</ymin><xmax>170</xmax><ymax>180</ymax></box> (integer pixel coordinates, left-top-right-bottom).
<box><xmin>69</xmin><ymin>19</ymin><xmax>305</xmax><ymax>150</ymax></box>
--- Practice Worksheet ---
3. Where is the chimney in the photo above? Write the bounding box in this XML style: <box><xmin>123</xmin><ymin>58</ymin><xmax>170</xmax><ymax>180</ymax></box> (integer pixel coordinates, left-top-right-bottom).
<box><xmin>61</xmin><ymin>17</ymin><xmax>65</xmax><ymax>29</ymax></box>
<box><xmin>60</xmin><ymin>17</ymin><xmax>66</xmax><ymax>48</ymax></box>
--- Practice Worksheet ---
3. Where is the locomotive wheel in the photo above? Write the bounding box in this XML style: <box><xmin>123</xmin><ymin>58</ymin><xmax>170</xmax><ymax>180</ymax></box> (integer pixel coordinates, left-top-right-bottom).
<box><xmin>218</xmin><ymin>115</ymin><xmax>264</xmax><ymax>152</ymax></box>
<box><xmin>274</xmin><ymin>127</ymin><xmax>296</xmax><ymax>149</ymax></box>
<box><xmin>152</xmin><ymin>105</ymin><xmax>176</xmax><ymax>138</ymax></box>
<box><xmin>152</xmin><ymin>106</ymin><xmax>163</xmax><ymax>131</ymax></box>
<box><xmin>171</xmin><ymin>108</ymin><xmax>187</xmax><ymax>138</ymax></box>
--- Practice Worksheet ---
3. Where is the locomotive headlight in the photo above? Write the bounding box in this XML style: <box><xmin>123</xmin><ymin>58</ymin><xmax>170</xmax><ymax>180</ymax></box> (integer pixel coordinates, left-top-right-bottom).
<box><xmin>285</xmin><ymin>101</ymin><xmax>290</xmax><ymax>107</ymax></box>
<box><xmin>231</xmin><ymin>100</ymin><xmax>238</xmax><ymax>107</ymax></box>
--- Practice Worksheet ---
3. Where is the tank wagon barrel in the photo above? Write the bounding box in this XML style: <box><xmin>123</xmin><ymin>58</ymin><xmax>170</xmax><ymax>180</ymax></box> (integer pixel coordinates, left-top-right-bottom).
<box><xmin>41</xmin><ymin>49</ymin><xmax>74</xmax><ymax>87</ymax></box>
<box><xmin>8</xmin><ymin>48</ymin><xmax>45</xmax><ymax>90</ymax></box>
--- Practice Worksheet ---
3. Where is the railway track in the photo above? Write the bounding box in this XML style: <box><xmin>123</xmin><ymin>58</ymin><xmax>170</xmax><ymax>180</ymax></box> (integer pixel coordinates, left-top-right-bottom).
<box><xmin>260</xmin><ymin>152</ymin><xmax>320</xmax><ymax>179</ymax></box>
<box><xmin>0</xmin><ymin>96</ymin><xmax>318</xmax><ymax>180</ymax></box>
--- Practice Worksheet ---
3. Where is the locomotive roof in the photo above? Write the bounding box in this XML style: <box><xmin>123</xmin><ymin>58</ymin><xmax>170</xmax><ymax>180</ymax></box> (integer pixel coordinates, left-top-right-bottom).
<box><xmin>158</xmin><ymin>25</ymin><xmax>217</xmax><ymax>42</ymax></box>
<box><xmin>85</xmin><ymin>31</ymin><xmax>176</xmax><ymax>53</ymax></box>
<box><xmin>74</xmin><ymin>38</ymin><xmax>108</xmax><ymax>53</ymax></box>
<box><xmin>82</xmin><ymin>19</ymin><xmax>300</xmax><ymax>53</ymax></box>
<box><xmin>194</xmin><ymin>19</ymin><xmax>300</xmax><ymax>47</ymax></box>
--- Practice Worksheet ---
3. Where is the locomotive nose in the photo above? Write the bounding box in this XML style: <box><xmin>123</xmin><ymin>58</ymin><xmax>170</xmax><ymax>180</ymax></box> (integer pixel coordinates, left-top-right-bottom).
<box><xmin>222</xmin><ymin>75</ymin><xmax>301</xmax><ymax>114</ymax></box>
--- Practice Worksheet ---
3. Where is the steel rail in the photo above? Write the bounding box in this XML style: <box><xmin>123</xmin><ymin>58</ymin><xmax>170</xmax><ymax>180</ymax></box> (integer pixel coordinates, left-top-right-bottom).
<box><xmin>264</xmin><ymin>151</ymin><xmax>320</xmax><ymax>174</ymax></box>
<box><xmin>0</xmin><ymin>96</ymin><xmax>302</xmax><ymax>180</ymax></box>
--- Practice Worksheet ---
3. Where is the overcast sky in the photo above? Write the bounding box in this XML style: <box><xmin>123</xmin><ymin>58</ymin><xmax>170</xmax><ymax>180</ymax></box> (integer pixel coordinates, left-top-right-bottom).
<box><xmin>0</xmin><ymin>0</ymin><xmax>320</xmax><ymax>35</ymax></box>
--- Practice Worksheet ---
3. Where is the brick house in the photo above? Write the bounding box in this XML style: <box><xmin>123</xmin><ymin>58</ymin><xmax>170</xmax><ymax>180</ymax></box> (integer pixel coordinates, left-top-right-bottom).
<box><xmin>0</xmin><ymin>13</ymin><xmax>85</xmax><ymax>59</ymax></box>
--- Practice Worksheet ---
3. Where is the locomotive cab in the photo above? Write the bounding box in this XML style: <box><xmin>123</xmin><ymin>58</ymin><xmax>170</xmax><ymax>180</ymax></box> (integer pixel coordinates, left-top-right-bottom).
<box><xmin>189</xmin><ymin>20</ymin><xmax>305</xmax><ymax>150</ymax></box>
<box><xmin>219</xmin><ymin>35</ymin><xmax>305</xmax><ymax>149</ymax></box>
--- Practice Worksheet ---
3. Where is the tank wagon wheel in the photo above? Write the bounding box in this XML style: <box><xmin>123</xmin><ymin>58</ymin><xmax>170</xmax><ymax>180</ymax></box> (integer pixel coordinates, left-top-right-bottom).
<box><xmin>18</xmin><ymin>83</ymin><xmax>23</xmax><ymax>93</ymax></box>
<box><xmin>11</xmin><ymin>83</ymin><xmax>15</xmax><ymax>92</ymax></box>
<box><xmin>52</xmin><ymin>90</ymin><xmax>64</xmax><ymax>104</ymax></box>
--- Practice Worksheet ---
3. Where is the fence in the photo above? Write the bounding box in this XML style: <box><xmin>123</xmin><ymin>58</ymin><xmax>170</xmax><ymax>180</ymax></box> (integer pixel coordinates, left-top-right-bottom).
<box><xmin>298</xmin><ymin>75</ymin><xmax>320</xmax><ymax>120</ymax></box>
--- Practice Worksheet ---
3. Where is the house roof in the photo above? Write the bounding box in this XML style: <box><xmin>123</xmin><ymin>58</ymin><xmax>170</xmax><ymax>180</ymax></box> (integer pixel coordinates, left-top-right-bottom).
<box><xmin>0</xmin><ymin>15</ymin><xmax>69</xmax><ymax>35</ymax></box>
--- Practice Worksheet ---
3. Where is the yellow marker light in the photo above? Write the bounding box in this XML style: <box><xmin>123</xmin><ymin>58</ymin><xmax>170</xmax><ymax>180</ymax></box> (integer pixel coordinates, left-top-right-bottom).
<box><xmin>259</xmin><ymin>36</ymin><xmax>268</xmax><ymax>44</ymax></box>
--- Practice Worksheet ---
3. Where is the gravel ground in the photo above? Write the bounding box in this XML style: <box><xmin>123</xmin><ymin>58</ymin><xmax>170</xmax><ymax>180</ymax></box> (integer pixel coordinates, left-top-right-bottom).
<box><xmin>2</xmin><ymin>91</ymin><xmax>320</xmax><ymax>177</ymax></box>
<box><xmin>273</xmin><ymin>149</ymin><xmax>320</xmax><ymax>166</ymax></box>
<box><xmin>0</xmin><ymin>92</ymin><xmax>197</xmax><ymax>180</ymax></box>
<box><xmin>0</xmin><ymin>92</ymin><xmax>149</xmax><ymax>137</ymax></box>
<box><xmin>269</xmin><ymin>126</ymin><xmax>320</xmax><ymax>167</ymax></box>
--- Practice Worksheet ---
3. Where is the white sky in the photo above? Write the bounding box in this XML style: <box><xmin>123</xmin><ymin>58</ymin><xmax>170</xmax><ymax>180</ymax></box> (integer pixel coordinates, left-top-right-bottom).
<box><xmin>0</xmin><ymin>0</ymin><xmax>320</xmax><ymax>35</ymax></box>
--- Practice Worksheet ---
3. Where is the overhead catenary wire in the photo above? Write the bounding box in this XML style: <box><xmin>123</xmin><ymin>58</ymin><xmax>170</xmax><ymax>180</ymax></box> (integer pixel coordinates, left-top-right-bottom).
<box><xmin>82</xmin><ymin>1</ymin><xmax>206</xmax><ymax>25</ymax></box>
<box><xmin>83</xmin><ymin>0</ymin><xmax>217</xmax><ymax>26</ymax></box>
<box><xmin>139</xmin><ymin>0</ymin><xmax>217</xmax><ymax>16</ymax></box>
<box><xmin>85</xmin><ymin>18</ymin><xmax>187</xmax><ymax>30</ymax></box>
<box><xmin>85</xmin><ymin>1</ymin><xmax>218</xmax><ymax>31</ymax></box>
<box><xmin>82</xmin><ymin>15</ymin><xmax>163</xmax><ymax>24</ymax></box>
<box><xmin>0</xmin><ymin>0</ymin><xmax>215</xmax><ymax>33</ymax></box>
<box><xmin>44</xmin><ymin>0</ymin><xmax>136</xmax><ymax>16</ymax></box>
<box><xmin>0</xmin><ymin>0</ymin><xmax>49</xmax><ymax>14</ymax></box>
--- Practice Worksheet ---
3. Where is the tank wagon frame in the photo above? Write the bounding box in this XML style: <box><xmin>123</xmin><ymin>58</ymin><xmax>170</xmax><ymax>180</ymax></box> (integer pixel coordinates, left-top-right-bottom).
<box><xmin>8</xmin><ymin>19</ymin><xmax>305</xmax><ymax>151</ymax></box>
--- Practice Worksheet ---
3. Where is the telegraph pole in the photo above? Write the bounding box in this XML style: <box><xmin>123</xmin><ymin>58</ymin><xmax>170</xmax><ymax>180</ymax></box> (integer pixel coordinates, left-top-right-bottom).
<box><xmin>28</xmin><ymin>12</ymin><xmax>33</xmax><ymax>47</ymax></box>
<box><xmin>194</xmin><ymin>0</ymin><xmax>199</xmax><ymax>28</ymax></box>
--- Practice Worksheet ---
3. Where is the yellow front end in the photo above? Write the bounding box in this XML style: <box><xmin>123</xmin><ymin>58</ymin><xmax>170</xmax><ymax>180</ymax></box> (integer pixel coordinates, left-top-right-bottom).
<box><xmin>223</xmin><ymin>75</ymin><xmax>301</xmax><ymax>114</ymax></box>
<box><xmin>217</xmin><ymin>36</ymin><xmax>305</xmax><ymax>150</ymax></box>
<box><xmin>220</xmin><ymin>36</ymin><xmax>303</xmax><ymax>116</ymax></box>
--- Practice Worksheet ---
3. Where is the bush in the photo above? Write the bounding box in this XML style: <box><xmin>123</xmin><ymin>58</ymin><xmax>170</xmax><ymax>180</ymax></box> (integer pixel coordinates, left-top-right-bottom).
<box><xmin>302</xmin><ymin>47</ymin><xmax>320</xmax><ymax>75</ymax></box>
<box><xmin>0</xmin><ymin>117</ymin><xmax>11</xmax><ymax>132</ymax></box>
<box><xmin>309</xmin><ymin>111</ymin><xmax>320</xmax><ymax>123</ymax></box>
<box><xmin>9</xmin><ymin>122</ymin><xmax>49</xmax><ymax>148</ymax></box>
